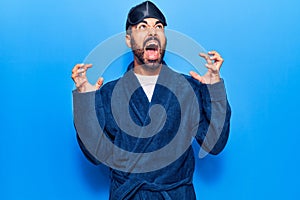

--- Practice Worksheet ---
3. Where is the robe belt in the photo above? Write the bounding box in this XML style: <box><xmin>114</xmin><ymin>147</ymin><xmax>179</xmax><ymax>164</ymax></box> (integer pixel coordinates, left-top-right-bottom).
<box><xmin>111</xmin><ymin>172</ymin><xmax>192</xmax><ymax>200</ymax></box>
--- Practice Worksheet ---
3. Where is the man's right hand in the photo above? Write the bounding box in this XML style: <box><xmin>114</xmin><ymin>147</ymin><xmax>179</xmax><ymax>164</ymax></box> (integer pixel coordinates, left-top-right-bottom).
<box><xmin>71</xmin><ymin>64</ymin><xmax>103</xmax><ymax>93</ymax></box>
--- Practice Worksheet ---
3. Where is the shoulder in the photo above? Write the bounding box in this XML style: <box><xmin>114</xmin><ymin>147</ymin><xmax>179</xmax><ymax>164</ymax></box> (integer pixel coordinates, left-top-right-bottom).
<box><xmin>95</xmin><ymin>78</ymin><xmax>120</xmax><ymax>103</ymax></box>
<box><xmin>181</xmin><ymin>73</ymin><xmax>206</xmax><ymax>91</ymax></box>
<box><xmin>161</xmin><ymin>64</ymin><xmax>206</xmax><ymax>92</ymax></box>
<box><xmin>100</xmin><ymin>79</ymin><xmax>119</xmax><ymax>93</ymax></box>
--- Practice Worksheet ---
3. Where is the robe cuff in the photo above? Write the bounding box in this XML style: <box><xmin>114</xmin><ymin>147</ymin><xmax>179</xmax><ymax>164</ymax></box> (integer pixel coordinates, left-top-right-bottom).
<box><xmin>206</xmin><ymin>79</ymin><xmax>227</xmax><ymax>101</ymax></box>
<box><xmin>72</xmin><ymin>90</ymin><xmax>96</xmax><ymax>112</ymax></box>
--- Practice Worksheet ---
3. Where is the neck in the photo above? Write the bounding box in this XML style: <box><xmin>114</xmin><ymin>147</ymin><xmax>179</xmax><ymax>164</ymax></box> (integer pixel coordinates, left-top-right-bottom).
<box><xmin>133</xmin><ymin>59</ymin><xmax>162</xmax><ymax>76</ymax></box>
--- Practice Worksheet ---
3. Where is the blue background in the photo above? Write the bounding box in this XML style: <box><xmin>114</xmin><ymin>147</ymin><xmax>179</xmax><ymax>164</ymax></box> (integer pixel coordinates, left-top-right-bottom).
<box><xmin>1</xmin><ymin>0</ymin><xmax>300</xmax><ymax>199</ymax></box>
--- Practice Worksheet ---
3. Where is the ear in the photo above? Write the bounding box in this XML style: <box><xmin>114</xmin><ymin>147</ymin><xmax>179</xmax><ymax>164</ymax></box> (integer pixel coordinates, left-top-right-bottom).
<box><xmin>125</xmin><ymin>34</ymin><xmax>132</xmax><ymax>48</ymax></box>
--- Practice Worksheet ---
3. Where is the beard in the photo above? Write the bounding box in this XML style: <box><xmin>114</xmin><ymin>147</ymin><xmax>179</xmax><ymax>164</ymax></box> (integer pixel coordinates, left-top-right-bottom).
<box><xmin>131</xmin><ymin>36</ymin><xmax>166</xmax><ymax>71</ymax></box>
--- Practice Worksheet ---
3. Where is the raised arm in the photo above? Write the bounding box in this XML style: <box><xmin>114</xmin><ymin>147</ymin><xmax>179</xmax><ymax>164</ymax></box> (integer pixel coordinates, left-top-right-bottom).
<box><xmin>189</xmin><ymin>51</ymin><xmax>231</xmax><ymax>155</ymax></box>
<box><xmin>71</xmin><ymin>63</ymin><xmax>105</xmax><ymax>164</ymax></box>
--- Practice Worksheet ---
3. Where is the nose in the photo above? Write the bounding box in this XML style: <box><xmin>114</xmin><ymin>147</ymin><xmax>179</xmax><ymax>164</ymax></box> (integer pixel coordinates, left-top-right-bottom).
<box><xmin>148</xmin><ymin>27</ymin><xmax>157</xmax><ymax>36</ymax></box>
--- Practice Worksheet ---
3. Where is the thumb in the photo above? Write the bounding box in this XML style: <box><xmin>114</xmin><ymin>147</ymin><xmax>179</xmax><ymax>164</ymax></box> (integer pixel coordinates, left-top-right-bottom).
<box><xmin>95</xmin><ymin>77</ymin><xmax>104</xmax><ymax>89</ymax></box>
<box><xmin>189</xmin><ymin>71</ymin><xmax>204</xmax><ymax>83</ymax></box>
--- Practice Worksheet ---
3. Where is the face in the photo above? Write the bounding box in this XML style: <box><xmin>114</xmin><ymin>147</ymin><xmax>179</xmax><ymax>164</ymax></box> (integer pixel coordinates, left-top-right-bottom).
<box><xmin>126</xmin><ymin>18</ymin><xmax>167</xmax><ymax>71</ymax></box>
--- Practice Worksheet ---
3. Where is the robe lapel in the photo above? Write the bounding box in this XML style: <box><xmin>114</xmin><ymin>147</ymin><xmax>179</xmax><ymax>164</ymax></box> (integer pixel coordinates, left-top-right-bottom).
<box><xmin>122</xmin><ymin>64</ymin><xmax>179</xmax><ymax>127</ymax></box>
<box><xmin>124</xmin><ymin>69</ymin><xmax>151</xmax><ymax>126</ymax></box>
<box><xmin>150</xmin><ymin>65</ymin><xmax>178</xmax><ymax>114</ymax></box>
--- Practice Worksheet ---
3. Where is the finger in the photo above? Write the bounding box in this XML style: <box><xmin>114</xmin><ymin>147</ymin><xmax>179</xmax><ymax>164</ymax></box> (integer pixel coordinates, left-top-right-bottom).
<box><xmin>199</xmin><ymin>53</ymin><xmax>212</xmax><ymax>65</ymax></box>
<box><xmin>78</xmin><ymin>64</ymin><xmax>92</xmax><ymax>73</ymax></box>
<box><xmin>71</xmin><ymin>70</ymin><xmax>83</xmax><ymax>80</ymax></box>
<box><xmin>199</xmin><ymin>53</ymin><xmax>209</xmax><ymax>59</ymax></box>
<box><xmin>210</xmin><ymin>57</ymin><xmax>223</xmax><ymax>66</ymax></box>
<box><xmin>84</xmin><ymin>64</ymin><xmax>93</xmax><ymax>70</ymax></box>
<box><xmin>208</xmin><ymin>51</ymin><xmax>223</xmax><ymax>61</ymax></box>
<box><xmin>72</xmin><ymin>73</ymin><xmax>86</xmax><ymax>83</ymax></box>
<box><xmin>205</xmin><ymin>63</ymin><xmax>216</xmax><ymax>70</ymax></box>
<box><xmin>76</xmin><ymin>79</ymin><xmax>88</xmax><ymax>89</ymax></box>
<box><xmin>74</xmin><ymin>74</ymin><xmax>86</xmax><ymax>84</ymax></box>
<box><xmin>72</xmin><ymin>64</ymin><xmax>85</xmax><ymax>80</ymax></box>
<box><xmin>209</xmin><ymin>55</ymin><xmax>221</xmax><ymax>60</ymax></box>
<box><xmin>72</xmin><ymin>63</ymin><xmax>92</xmax><ymax>74</ymax></box>
<box><xmin>189</xmin><ymin>71</ymin><xmax>205</xmax><ymax>83</ymax></box>
<box><xmin>72</xmin><ymin>63</ymin><xmax>84</xmax><ymax>73</ymax></box>
<box><xmin>208</xmin><ymin>50</ymin><xmax>218</xmax><ymax>56</ymax></box>
<box><xmin>77</xmin><ymin>68</ymin><xmax>85</xmax><ymax>77</ymax></box>
<box><xmin>77</xmin><ymin>64</ymin><xmax>92</xmax><ymax>77</ymax></box>
<box><xmin>71</xmin><ymin>68</ymin><xmax>85</xmax><ymax>80</ymax></box>
<box><xmin>71</xmin><ymin>73</ymin><xmax>77</xmax><ymax>81</ymax></box>
<box><xmin>205</xmin><ymin>63</ymin><xmax>221</xmax><ymax>71</ymax></box>
<box><xmin>95</xmin><ymin>77</ymin><xmax>104</xmax><ymax>89</ymax></box>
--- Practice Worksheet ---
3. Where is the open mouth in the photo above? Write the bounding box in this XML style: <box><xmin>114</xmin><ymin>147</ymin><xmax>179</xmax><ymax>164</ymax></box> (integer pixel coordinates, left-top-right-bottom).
<box><xmin>145</xmin><ymin>43</ymin><xmax>159</xmax><ymax>51</ymax></box>
<box><xmin>144</xmin><ymin>41</ymin><xmax>160</xmax><ymax>61</ymax></box>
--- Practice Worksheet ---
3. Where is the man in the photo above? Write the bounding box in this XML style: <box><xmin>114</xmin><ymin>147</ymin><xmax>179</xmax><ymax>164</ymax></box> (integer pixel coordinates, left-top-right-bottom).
<box><xmin>72</xmin><ymin>1</ymin><xmax>231</xmax><ymax>199</ymax></box>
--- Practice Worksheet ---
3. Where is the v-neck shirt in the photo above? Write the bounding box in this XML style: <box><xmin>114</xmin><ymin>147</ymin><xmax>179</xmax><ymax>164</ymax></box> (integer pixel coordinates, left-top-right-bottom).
<box><xmin>135</xmin><ymin>73</ymin><xmax>159</xmax><ymax>102</ymax></box>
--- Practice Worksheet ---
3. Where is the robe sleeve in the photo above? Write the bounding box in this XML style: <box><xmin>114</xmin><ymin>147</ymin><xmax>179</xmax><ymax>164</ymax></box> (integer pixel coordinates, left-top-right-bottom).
<box><xmin>72</xmin><ymin>89</ymin><xmax>105</xmax><ymax>165</ymax></box>
<box><xmin>194</xmin><ymin>79</ymin><xmax>231</xmax><ymax>155</ymax></box>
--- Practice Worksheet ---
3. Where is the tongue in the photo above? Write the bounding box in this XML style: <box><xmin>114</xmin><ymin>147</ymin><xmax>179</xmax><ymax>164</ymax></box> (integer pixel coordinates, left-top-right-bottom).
<box><xmin>145</xmin><ymin>49</ymin><xmax>159</xmax><ymax>60</ymax></box>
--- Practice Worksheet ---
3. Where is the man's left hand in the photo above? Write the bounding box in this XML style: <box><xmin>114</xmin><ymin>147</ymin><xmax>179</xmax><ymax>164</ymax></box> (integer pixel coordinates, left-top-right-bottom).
<box><xmin>190</xmin><ymin>50</ymin><xmax>224</xmax><ymax>84</ymax></box>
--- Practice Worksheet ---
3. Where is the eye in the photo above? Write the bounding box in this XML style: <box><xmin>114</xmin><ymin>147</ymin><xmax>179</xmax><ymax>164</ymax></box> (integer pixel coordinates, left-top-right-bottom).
<box><xmin>155</xmin><ymin>24</ymin><xmax>164</xmax><ymax>29</ymax></box>
<box><xmin>138</xmin><ymin>24</ymin><xmax>147</xmax><ymax>30</ymax></box>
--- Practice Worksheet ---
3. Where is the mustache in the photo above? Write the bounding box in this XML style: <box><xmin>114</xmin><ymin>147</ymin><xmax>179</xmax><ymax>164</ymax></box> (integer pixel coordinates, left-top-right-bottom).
<box><xmin>143</xmin><ymin>36</ymin><xmax>161</xmax><ymax>48</ymax></box>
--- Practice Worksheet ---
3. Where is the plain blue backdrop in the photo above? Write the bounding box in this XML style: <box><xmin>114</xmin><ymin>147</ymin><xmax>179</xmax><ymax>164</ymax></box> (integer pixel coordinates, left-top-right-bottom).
<box><xmin>1</xmin><ymin>0</ymin><xmax>300</xmax><ymax>199</ymax></box>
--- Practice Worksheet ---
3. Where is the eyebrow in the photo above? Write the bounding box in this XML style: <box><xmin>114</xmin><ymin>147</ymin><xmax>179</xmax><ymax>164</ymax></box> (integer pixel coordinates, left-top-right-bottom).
<box><xmin>140</xmin><ymin>20</ymin><xmax>163</xmax><ymax>25</ymax></box>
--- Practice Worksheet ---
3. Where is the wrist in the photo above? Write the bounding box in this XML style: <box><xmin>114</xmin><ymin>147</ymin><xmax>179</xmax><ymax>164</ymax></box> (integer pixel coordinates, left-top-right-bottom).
<box><xmin>209</xmin><ymin>74</ymin><xmax>221</xmax><ymax>84</ymax></box>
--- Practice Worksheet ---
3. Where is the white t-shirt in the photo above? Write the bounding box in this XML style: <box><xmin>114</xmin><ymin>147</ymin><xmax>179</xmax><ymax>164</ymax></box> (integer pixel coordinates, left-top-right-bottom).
<box><xmin>135</xmin><ymin>73</ymin><xmax>159</xmax><ymax>102</ymax></box>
